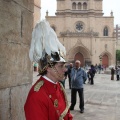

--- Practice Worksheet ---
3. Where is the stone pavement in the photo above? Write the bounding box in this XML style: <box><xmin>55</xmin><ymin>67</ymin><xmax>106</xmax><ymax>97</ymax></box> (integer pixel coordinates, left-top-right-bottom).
<box><xmin>33</xmin><ymin>72</ymin><xmax>120</xmax><ymax>120</ymax></box>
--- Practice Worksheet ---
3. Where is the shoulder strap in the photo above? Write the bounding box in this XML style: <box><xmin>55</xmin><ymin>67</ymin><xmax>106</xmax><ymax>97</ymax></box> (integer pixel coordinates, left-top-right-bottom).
<box><xmin>34</xmin><ymin>80</ymin><xmax>44</xmax><ymax>92</ymax></box>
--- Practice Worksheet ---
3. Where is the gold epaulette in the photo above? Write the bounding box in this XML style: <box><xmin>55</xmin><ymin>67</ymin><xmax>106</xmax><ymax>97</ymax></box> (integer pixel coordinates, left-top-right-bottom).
<box><xmin>34</xmin><ymin>80</ymin><xmax>44</xmax><ymax>92</ymax></box>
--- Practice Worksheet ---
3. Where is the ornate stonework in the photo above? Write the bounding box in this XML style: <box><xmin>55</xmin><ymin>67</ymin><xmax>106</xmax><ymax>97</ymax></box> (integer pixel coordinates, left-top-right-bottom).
<box><xmin>46</xmin><ymin>0</ymin><xmax>115</xmax><ymax>67</ymax></box>
<box><xmin>60</xmin><ymin>30</ymin><xmax>99</xmax><ymax>37</ymax></box>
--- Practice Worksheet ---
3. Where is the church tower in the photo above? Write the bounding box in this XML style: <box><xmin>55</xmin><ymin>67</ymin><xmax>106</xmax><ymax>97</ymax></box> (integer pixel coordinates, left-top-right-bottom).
<box><xmin>46</xmin><ymin>0</ymin><xmax>115</xmax><ymax>67</ymax></box>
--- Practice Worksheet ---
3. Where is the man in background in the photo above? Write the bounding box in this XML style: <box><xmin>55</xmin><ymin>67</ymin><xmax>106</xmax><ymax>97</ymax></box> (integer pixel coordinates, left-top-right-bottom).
<box><xmin>67</xmin><ymin>63</ymin><xmax>73</xmax><ymax>89</ymax></box>
<box><xmin>70</xmin><ymin>60</ymin><xmax>87</xmax><ymax>113</ymax></box>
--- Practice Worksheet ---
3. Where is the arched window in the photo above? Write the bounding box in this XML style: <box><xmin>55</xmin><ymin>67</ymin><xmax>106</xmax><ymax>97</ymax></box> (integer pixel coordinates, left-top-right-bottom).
<box><xmin>103</xmin><ymin>27</ymin><xmax>108</xmax><ymax>36</ymax></box>
<box><xmin>83</xmin><ymin>2</ymin><xmax>87</xmax><ymax>10</ymax></box>
<box><xmin>78</xmin><ymin>2</ymin><xmax>82</xmax><ymax>10</ymax></box>
<box><xmin>51</xmin><ymin>26</ymin><xmax>56</xmax><ymax>31</ymax></box>
<box><xmin>72</xmin><ymin>2</ymin><xmax>76</xmax><ymax>9</ymax></box>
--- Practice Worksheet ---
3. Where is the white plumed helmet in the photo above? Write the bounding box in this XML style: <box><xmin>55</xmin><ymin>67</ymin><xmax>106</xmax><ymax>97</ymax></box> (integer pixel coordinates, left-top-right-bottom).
<box><xmin>29</xmin><ymin>20</ymin><xmax>66</xmax><ymax>73</ymax></box>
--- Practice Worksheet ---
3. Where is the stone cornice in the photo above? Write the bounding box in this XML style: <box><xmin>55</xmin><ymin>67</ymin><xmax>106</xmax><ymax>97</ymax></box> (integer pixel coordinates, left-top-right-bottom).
<box><xmin>60</xmin><ymin>30</ymin><xmax>99</xmax><ymax>37</ymax></box>
<box><xmin>56</xmin><ymin>11</ymin><xmax>103</xmax><ymax>16</ymax></box>
<box><xmin>71</xmin><ymin>0</ymin><xmax>89</xmax><ymax>1</ymax></box>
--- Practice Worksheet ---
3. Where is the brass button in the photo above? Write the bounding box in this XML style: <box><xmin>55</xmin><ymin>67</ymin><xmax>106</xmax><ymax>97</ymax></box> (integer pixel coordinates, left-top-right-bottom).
<box><xmin>54</xmin><ymin>99</ymin><xmax>58</xmax><ymax>107</ymax></box>
<box><xmin>49</xmin><ymin>95</ymin><xmax>52</xmax><ymax>98</ymax></box>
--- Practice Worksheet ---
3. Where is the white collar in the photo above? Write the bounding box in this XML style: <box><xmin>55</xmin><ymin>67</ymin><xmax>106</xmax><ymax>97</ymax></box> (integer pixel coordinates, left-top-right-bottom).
<box><xmin>75</xmin><ymin>67</ymin><xmax>80</xmax><ymax>70</ymax></box>
<box><xmin>78</xmin><ymin>67</ymin><xmax>80</xmax><ymax>70</ymax></box>
<box><xmin>43</xmin><ymin>76</ymin><xmax>57</xmax><ymax>84</ymax></box>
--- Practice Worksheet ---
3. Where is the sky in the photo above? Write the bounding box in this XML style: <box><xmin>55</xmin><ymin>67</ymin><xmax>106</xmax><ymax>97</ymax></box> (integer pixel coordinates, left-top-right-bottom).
<box><xmin>41</xmin><ymin>0</ymin><xmax>120</xmax><ymax>26</ymax></box>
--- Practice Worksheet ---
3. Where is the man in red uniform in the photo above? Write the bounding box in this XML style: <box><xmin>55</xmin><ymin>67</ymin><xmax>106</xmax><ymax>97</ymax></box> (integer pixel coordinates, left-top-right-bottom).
<box><xmin>24</xmin><ymin>20</ymin><xmax>73</xmax><ymax>120</ymax></box>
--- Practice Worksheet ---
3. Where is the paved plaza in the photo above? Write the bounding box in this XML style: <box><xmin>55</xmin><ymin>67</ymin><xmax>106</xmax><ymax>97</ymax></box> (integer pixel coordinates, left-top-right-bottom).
<box><xmin>33</xmin><ymin>72</ymin><xmax>120</xmax><ymax>120</ymax></box>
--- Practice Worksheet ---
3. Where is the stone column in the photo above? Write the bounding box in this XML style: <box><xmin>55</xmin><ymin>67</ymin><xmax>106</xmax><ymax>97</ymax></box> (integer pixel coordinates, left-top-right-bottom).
<box><xmin>0</xmin><ymin>0</ymin><xmax>34</xmax><ymax>120</ymax></box>
<box><xmin>34</xmin><ymin>0</ymin><xmax>41</xmax><ymax>26</ymax></box>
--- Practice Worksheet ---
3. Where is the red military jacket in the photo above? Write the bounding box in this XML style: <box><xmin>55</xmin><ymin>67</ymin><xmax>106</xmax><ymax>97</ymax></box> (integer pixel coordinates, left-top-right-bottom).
<box><xmin>24</xmin><ymin>76</ymin><xmax>73</xmax><ymax>120</ymax></box>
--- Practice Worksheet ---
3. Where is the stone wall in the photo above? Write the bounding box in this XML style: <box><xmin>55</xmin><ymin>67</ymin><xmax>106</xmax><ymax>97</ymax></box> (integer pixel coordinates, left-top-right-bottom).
<box><xmin>116</xmin><ymin>40</ymin><xmax>120</xmax><ymax>50</ymax></box>
<box><xmin>34</xmin><ymin>0</ymin><xmax>41</xmax><ymax>26</ymax></box>
<box><xmin>0</xmin><ymin>0</ymin><xmax>34</xmax><ymax>120</ymax></box>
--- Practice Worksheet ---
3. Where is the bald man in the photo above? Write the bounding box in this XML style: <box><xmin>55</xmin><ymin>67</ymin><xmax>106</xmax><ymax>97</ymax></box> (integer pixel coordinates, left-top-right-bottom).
<box><xmin>70</xmin><ymin>60</ymin><xmax>87</xmax><ymax>113</ymax></box>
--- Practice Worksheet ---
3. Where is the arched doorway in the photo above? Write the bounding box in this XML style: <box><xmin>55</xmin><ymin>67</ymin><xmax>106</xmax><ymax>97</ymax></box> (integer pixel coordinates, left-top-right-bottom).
<box><xmin>74</xmin><ymin>52</ymin><xmax>84</xmax><ymax>66</ymax></box>
<box><xmin>102</xmin><ymin>54</ymin><xmax>109</xmax><ymax>67</ymax></box>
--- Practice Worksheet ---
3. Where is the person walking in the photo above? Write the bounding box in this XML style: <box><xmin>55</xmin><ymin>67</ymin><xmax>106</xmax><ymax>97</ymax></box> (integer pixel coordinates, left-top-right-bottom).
<box><xmin>116</xmin><ymin>66</ymin><xmax>120</xmax><ymax>81</ymax></box>
<box><xmin>118</xmin><ymin>66</ymin><xmax>120</xmax><ymax>81</ymax></box>
<box><xmin>111</xmin><ymin>67</ymin><xmax>115</xmax><ymax>80</ymax></box>
<box><xmin>59</xmin><ymin>69</ymin><xmax>68</xmax><ymax>88</ymax></box>
<box><xmin>116</xmin><ymin>67</ymin><xmax>119</xmax><ymax>81</ymax></box>
<box><xmin>24</xmin><ymin>20</ymin><xmax>73</xmax><ymax>120</ymax></box>
<box><xmin>89</xmin><ymin>65</ymin><xmax>96</xmax><ymax>85</ymax></box>
<box><xmin>87</xmin><ymin>69</ymin><xmax>91</xmax><ymax>83</ymax></box>
<box><xmin>67</xmin><ymin>63</ymin><xmax>73</xmax><ymax>89</ymax></box>
<box><xmin>98</xmin><ymin>64</ymin><xmax>101</xmax><ymax>74</ymax></box>
<box><xmin>70</xmin><ymin>60</ymin><xmax>87</xmax><ymax>113</ymax></box>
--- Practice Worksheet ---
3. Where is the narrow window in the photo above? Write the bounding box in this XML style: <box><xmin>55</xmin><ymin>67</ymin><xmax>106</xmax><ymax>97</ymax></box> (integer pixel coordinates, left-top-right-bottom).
<box><xmin>78</xmin><ymin>2</ymin><xmax>82</xmax><ymax>10</ymax></box>
<box><xmin>72</xmin><ymin>2</ymin><xmax>76</xmax><ymax>9</ymax></box>
<box><xmin>103</xmin><ymin>27</ymin><xmax>108</xmax><ymax>36</ymax></box>
<box><xmin>83</xmin><ymin>2</ymin><xmax>87</xmax><ymax>10</ymax></box>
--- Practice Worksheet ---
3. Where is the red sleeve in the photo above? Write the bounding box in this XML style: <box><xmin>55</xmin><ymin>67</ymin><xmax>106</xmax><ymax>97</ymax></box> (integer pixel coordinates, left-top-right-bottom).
<box><xmin>68</xmin><ymin>110</ymin><xmax>73</xmax><ymax>120</ymax></box>
<box><xmin>64</xmin><ymin>110</ymin><xmax>73</xmax><ymax>120</ymax></box>
<box><xmin>24</xmin><ymin>92</ymin><xmax>48</xmax><ymax>120</ymax></box>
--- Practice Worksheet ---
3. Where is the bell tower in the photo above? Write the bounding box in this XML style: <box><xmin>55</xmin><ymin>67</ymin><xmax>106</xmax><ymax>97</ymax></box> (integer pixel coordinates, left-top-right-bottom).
<box><xmin>56</xmin><ymin>0</ymin><xmax>103</xmax><ymax>16</ymax></box>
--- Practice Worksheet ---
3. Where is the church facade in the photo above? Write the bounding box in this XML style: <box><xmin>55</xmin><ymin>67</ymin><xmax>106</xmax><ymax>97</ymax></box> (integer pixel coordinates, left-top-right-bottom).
<box><xmin>46</xmin><ymin>0</ymin><xmax>116</xmax><ymax>67</ymax></box>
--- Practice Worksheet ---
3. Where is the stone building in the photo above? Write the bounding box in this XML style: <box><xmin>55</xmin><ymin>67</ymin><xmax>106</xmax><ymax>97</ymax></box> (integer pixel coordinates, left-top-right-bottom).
<box><xmin>46</xmin><ymin>0</ymin><xmax>116</xmax><ymax>67</ymax></box>
<box><xmin>34</xmin><ymin>0</ymin><xmax>41</xmax><ymax>26</ymax></box>
<box><xmin>115</xmin><ymin>25</ymin><xmax>120</xmax><ymax>50</ymax></box>
<box><xmin>115</xmin><ymin>24</ymin><xmax>120</xmax><ymax>40</ymax></box>
<box><xmin>0</xmin><ymin>0</ymin><xmax>40</xmax><ymax>120</ymax></box>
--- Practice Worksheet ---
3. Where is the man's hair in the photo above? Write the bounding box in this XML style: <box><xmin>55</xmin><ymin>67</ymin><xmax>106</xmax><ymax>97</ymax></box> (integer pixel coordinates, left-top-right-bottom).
<box><xmin>75</xmin><ymin>60</ymin><xmax>81</xmax><ymax>64</ymax></box>
<box><xmin>39</xmin><ymin>62</ymin><xmax>57</xmax><ymax>76</ymax></box>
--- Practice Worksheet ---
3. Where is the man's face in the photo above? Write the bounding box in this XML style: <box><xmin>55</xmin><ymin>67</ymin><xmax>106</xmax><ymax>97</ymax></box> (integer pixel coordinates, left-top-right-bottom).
<box><xmin>75</xmin><ymin>61</ymin><xmax>80</xmax><ymax>69</ymax></box>
<box><xmin>70</xmin><ymin>63</ymin><xmax>73</xmax><ymax>67</ymax></box>
<box><xmin>47</xmin><ymin>62</ymin><xmax>67</xmax><ymax>82</ymax></box>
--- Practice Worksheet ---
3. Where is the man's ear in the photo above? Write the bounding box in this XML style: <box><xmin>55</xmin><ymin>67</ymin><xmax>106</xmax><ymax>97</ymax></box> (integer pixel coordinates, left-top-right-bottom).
<box><xmin>47</xmin><ymin>67</ymin><xmax>52</xmax><ymax>73</ymax></box>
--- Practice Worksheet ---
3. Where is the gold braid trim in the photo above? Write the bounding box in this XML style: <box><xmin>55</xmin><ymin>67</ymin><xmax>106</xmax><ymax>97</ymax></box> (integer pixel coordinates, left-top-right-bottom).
<box><xmin>59</xmin><ymin>82</ymin><xmax>70</xmax><ymax>120</ymax></box>
<box><xmin>39</xmin><ymin>64</ymin><xmax>49</xmax><ymax>73</ymax></box>
<box><xmin>38</xmin><ymin>55</ymin><xmax>51</xmax><ymax>74</ymax></box>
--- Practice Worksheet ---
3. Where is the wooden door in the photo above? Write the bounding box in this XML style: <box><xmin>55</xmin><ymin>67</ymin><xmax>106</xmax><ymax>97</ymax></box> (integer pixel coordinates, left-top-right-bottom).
<box><xmin>102</xmin><ymin>54</ymin><xmax>109</xmax><ymax>67</ymax></box>
<box><xmin>74</xmin><ymin>52</ymin><xmax>84</xmax><ymax>67</ymax></box>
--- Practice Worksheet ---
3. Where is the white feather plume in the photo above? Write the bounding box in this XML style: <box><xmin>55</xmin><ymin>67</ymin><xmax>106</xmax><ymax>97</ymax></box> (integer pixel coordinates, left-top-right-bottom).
<box><xmin>29</xmin><ymin>20</ymin><xmax>66</xmax><ymax>62</ymax></box>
